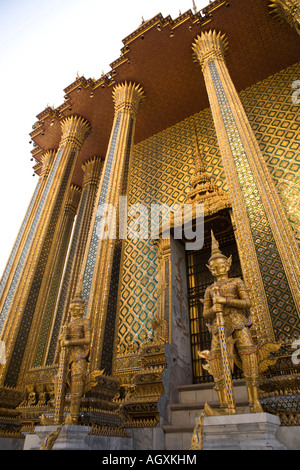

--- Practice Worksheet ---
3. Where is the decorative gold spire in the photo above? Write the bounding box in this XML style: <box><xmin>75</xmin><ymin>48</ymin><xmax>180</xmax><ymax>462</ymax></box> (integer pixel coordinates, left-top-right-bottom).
<box><xmin>193</xmin><ymin>126</ymin><xmax>205</xmax><ymax>174</ymax></box>
<box><xmin>184</xmin><ymin>125</ymin><xmax>231</xmax><ymax>217</ymax></box>
<box><xmin>69</xmin><ymin>278</ymin><xmax>86</xmax><ymax>309</ymax></box>
<box><xmin>209</xmin><ymin>230</ymin><xmax>227</xmax><ymax>262</ymax></box>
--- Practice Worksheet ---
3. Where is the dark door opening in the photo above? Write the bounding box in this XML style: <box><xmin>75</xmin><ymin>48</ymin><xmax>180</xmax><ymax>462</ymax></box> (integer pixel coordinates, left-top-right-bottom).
<box><xmin>186</xmin><ymin>210</ymin><xmax>244</xmax><ymax>384</ymax></box>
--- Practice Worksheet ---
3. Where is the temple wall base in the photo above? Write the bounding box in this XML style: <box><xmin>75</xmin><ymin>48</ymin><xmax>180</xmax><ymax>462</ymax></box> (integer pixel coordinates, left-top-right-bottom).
<box><xmin>202</xmin><ymin>413</ymin><xmax>286</xmax><ymax>450</ymax></box>
<box><xmin>276</xmin><ymin>426</ymin><xmax>300</xmax><ymax>450</ymax></box>
<box><xmin>0</xmin><ymin>437</ymin><xmax>24</xmax><ymax>450</ymax></box>
<box><xmin>2</xmin><ymin>420</ymin><xmax>300</xmax><ymax>450</ymax></box>
<box><xmin>23</xmin><ymin>424</ymin><xmax>165</xmax><ymax>450</ymax></box>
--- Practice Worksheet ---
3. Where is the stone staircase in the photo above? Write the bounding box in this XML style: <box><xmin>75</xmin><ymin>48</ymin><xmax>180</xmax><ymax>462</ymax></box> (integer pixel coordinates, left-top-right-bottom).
<box><xmin>163</xmin><ymin>379</ymin><xmax>250</xmax><ymax>450</ymax></box>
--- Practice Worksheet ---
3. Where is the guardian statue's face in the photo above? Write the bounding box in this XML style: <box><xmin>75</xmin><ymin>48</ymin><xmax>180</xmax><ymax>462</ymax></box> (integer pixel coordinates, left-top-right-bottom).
<box><xmin>208</xmin><ymin>257</ymin><xmax>230</xmax><ymax>278</ymax></box>
<box><xmin>69</xmin><ymin>303</ymin><xmax>85</xmax><ymax>319</ymax></box>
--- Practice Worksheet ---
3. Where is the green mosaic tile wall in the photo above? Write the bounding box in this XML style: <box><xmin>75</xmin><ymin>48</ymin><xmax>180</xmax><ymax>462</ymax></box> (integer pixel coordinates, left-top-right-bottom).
<box><xmin>117</xmin><ymin>62</ymin><xmax>300</xmax><ymax>347</ymax></box>
<box><xmin>240</xmin><ymin>62</ymin><xmax>300</xmax><ymax>243</ymax></box>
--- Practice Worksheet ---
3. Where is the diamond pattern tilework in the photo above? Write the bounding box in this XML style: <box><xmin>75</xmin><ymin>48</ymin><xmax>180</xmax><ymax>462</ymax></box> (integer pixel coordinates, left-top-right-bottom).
<box><xmin>81</xmin><ymin>116</ymin><xmax>121</xmax><ymax>312</ymax></box>
<box><xmin>0</xmin><ymin>180</ymin><xmax>41</xmax><ymax>298</ymax></box>
<box><xmin>240</xmin><ymin>62</ymin><xmax>300</xmax><ymax>243</ymax></box>
<box><xmin>46</xmin><ymin>188</ymin><xmax>88</xmax><ymax>364</ymax></box>
<box><xmin>117</xmin><ymin>63</ymin><xmax>300</xmax><ymax>347</ymax></box>
<box><xmin>5</xmin><ymin>150</ymin><xmax>76</xmax><ymax>386</ymax></box>
<box><xmin>101</xmin><ymin>118</ymin><xmax>134</xmax><ymax>374</ymax></box>
<box><xmin>209</xmin><ymin>60</ymin><xmax>299</xmax><ymax>341</ymax></box>
<box><xmin>118</xmin><ymin>110</ymin><xmax>226</xmax><ymax>347</ymax></box>
<box><xmin>0</xmin><ymin>148</ymin><xmax>64</xmax><ymax>331</ymax></box>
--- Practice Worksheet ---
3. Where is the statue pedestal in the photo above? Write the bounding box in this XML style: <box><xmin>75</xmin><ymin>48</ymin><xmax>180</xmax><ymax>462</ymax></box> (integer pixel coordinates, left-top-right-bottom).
<box><xmin>202</xmin><ymin>412</ymin><xmax>286</xmax><ymax>450</ymax></box>
<box><xmin>33</xmin><ymin>425</ymin><xmax>92</xmax><ymax>450</ymax></box>
<box><xmin>25</xmin><ymin>425</ymin><xmax>134</xmax><ymax>450</ymax></box>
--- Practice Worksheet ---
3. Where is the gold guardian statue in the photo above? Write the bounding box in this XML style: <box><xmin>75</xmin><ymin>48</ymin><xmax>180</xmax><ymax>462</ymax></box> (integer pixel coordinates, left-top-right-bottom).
<box><xmin>199</xmin><ymin>231</ymin><xmax>280</xmax><ymax>415</ymax></box>
<box><xmin>53</xmin><ymin>281</ymin><xmax>103</xmax><ymax>425</ymax></box>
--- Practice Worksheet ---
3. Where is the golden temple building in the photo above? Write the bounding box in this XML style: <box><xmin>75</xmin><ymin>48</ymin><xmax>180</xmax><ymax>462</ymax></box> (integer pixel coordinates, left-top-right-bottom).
<box><xmin>0</xmin><ymin>0</ymin><xmax>299</xmax><ymax>451</ymax></box>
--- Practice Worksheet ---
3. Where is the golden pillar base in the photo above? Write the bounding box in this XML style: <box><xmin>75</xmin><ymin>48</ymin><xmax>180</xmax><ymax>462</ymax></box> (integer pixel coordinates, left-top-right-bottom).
<box><xmin>17</xmin><ymin>367</ymin><xmax>128</xmax><ymax>436</ymax></box>
<box><xmin>0</xmin><ymin>386</ymin><xmax>24</xmax><ymax>438</ymax></box>
<box><xmin>115</xmin><ymin>339</ymin><xmax>167</xmax><ymax>427</ymax></box>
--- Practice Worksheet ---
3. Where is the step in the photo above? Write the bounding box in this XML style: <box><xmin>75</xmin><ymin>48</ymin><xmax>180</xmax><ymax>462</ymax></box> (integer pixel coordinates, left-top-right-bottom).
<box><xmin>164</xmin><ymin>406</ymin><xmax>252</xmax><ymax>450</ymax></box>
<box><xmin>163</xmin><ymin>424</ymin><xmax>195</xmax><ymax>451</ymax></box>
<box><xmin>177</xmin><ymin>379</ymin><xmax>248</xmax><ymax>405</ymax></box>
<box><xmin>163</xmin><ymin>380</ymin><xmax>250</xmax><ymax>449</ymax></box>
<box><xmin>170</xmin><ymin>400</ymin><xmax>250</xmax><ymax>426</ymax></box>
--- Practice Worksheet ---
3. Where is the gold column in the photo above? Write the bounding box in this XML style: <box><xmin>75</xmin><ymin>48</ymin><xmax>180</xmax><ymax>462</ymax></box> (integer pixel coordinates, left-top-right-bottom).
<box><xmin>0</xmin><ymin>115</ymin><xmax>90</xmax><ymax>387</ymax></box>
<box><xmin>153</xmin><ymin>238</ymin><xmax>171</xmax><ymax>344</ymax></box>
<box><xmin>30</xmin><ymin>183</ymin><xmax>82</xmax><ymax>368</ymax></box>
<box><xmin>0</xmin><ymin>150</ymin><xmax>56</xmax><ymax>325</ymax></box>
<box><xmin>46</xmin><ymin>156</ymin><xmax>103</xmax><ymax>365</ymax></box>
<box><xmin>80</xmin><ymin>82</ymin><xmax>144</xmax><ymax>373</ymax></box>
<box><xmin>192</xmin><ymin>30</ymin><xmax>300</xmax><ymax>341</ymax></box>
<box><xmin>269</xmin><ymin>0</ymin><xmax>300</xmax><ymax>35</ymax></box>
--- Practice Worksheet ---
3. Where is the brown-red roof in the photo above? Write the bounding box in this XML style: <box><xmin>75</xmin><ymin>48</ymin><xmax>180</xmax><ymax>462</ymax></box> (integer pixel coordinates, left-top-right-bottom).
<box><xmin>30</xmin><ymin>0</ymin><xmax>300</xmax><ymax>187</ymax></box>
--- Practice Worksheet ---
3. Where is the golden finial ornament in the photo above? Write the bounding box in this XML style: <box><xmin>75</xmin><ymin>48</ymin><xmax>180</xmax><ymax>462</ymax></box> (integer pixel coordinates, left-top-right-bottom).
<box><xmin>209</xmin><ymin>230</ymin><xmax>227</xmax><ymax>262</ymax></box>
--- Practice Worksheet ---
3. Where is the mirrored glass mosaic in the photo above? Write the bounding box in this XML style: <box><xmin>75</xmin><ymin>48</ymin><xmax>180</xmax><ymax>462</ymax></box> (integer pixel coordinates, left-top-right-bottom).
<box><xmin>0</xmin><ymin>148</ymin><xmax>64</xmax><ymax>331</ymax></box>
<box><xmin>208</xmin><ymin>61</ymin><xmax>300</xmax><ymax>340</ymax></box>
<box><xmin>0</xmin><ymin>180</ymin><xmax>41</xmax><ymax>297</ymax></box>
<box><xmin>4</xmin><ymin>149</ymin><xmax>75</xmax><ymax>386</ymax></box>
<box><xmin>81</xmin><ymin>115</ymin><xmax>121</xmax><ymax>311</ymax></box>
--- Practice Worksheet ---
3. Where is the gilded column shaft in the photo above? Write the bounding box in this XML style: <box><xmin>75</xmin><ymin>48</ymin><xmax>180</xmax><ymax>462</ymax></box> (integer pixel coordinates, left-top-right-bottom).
<box><xmin>29</xmin><ymin>184</ymin><xmax>82</xmax><ymax>369</ymax></box>
<box><xmin>80</xmin><ymin>82</ymin><xmax>144</xmax><ymax>372</ymax></box>
<box><xmin>46</xmin><ymin>156</ymin><xmax>103</xmax><ymax>365</ymax></box>
<box><xmin>1</xmin><ymin>115</ymin><xmax>90</xmax><ymax>387</ymax></box>
<box><xmin>153</xmin><ymin>238</ymin><xmax>171</xmax><ymax>344</ymax></box>
<box><xmin>0</xmin><ymin>150</ymin><xmax>56</xmax><ymax>326</ymax></box>
<box><xmin>269</xmin><ymin>0</ymin><xmax>300</xmax><ymax>35</ymax></box>
<box><xmin>192</xmin><ymin>30</ymin><xmax>300</xmax><ymax>341</ymax></box>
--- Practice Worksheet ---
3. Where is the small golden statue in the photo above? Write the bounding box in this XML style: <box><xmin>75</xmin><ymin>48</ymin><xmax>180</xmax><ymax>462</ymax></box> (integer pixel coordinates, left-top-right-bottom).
<box><xmin>40</xmin><ymin>423</ymin><xmax>64</xmax><ymax>450</ymax></box>
<box><xmin>190</xmin><ymin>410</ymin><xmax>205</xmax><ymax>450</ymax></box>
<box><xmin>199</xmin><ymin>231</ymin><xmax>280</xmax><ymax>415</ymax></box>
<box><xmin>53</xmin><ymin>281</ymin><xmax>96</xmax><ymax>425</ymax></box>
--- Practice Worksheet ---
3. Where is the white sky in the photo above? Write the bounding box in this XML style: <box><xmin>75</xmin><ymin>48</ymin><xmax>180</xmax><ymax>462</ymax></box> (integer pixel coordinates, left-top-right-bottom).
<box><xmin>0</xmin><ymin>0</ymin><xmax>207</xmax><ymax>275</ymax></box>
